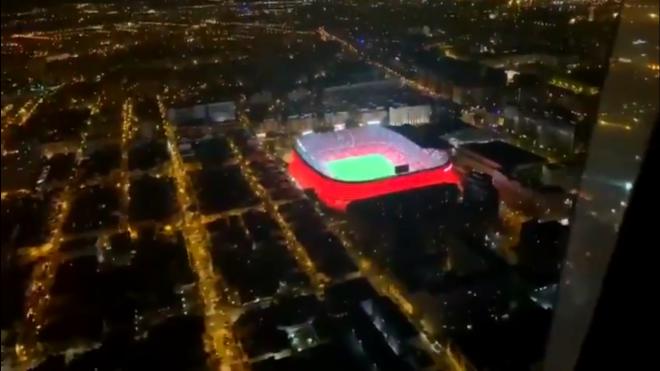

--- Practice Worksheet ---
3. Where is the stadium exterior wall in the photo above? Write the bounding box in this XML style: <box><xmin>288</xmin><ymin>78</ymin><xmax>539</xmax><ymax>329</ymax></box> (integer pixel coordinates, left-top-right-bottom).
<box><xmin>288</xmin><ymin>150</ymin><xmax>460</xmax><ymax>211</ymax></box>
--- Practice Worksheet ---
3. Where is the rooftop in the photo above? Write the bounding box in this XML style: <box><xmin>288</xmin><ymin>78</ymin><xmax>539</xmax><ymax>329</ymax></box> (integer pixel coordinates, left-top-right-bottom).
<box><xmin>462</xmin><ymin>141</ymin><xmax>546</xmax><ymax>172</ymax></box>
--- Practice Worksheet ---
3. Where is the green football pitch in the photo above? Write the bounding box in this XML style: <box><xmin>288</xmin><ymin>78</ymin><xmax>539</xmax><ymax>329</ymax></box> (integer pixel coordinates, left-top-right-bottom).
<box><xmin>325</xmin><ymin>154</ymin><xmax>395</xmax><ymax>182</ymax></box>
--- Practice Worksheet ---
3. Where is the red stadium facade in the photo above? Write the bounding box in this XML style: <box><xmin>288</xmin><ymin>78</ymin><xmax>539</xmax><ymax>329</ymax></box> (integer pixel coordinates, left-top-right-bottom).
<box><xmin>288</xmin><ymin>126</ymin><xmax>461</xmax><ymax>211</ymax></box>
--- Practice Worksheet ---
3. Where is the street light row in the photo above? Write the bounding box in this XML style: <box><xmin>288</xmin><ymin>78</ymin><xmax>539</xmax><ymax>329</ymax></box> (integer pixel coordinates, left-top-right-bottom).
<box><xmin>230</xmin><ymin>114</ymin><xmax>329</xmax><ymax>297</ymax></box>
<box><xmin>16</xmin><ymin>98</ymin><xmax>100</xmax><ymax>368</ymax></box>
<box><xmin>157</xmin><ymin>96</ymin><xmax>248</xmax><ymax>371</ymax></box>
<box><xmin>119</xmin><ymin>98</ymin><xmax>136</xmax><ymax>231</ymax></box>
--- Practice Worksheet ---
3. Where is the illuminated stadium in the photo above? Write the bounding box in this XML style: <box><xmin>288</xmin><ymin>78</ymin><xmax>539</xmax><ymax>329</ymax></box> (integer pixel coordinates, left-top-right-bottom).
<box><xmin>288</xmin><ymin>125</ymin><xmax>460</xmax><ymax>210</ymax></box>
